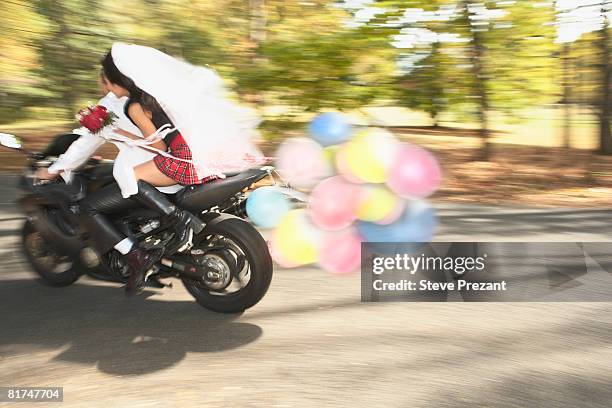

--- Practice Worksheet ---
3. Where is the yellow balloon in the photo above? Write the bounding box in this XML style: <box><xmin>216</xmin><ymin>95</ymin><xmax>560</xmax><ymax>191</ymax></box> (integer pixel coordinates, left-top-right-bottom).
<box><xmin>334</xmin><ymin>146</ymin><xmax>363</xmax><ymax>183</ymax></box>
<box><xmin>343</xmin><ymin>129</ymin><xmax>398</xmax><ymax>183</ymax></box>
<box><xmin>356</xmin><ymin>185</ymin><xmax>398</xmax><ymax>222</ymax></box>
<box><xmin>274</xmin><ymin>209</ymin><xmax>319</xmax><ymax>265</ymax></box>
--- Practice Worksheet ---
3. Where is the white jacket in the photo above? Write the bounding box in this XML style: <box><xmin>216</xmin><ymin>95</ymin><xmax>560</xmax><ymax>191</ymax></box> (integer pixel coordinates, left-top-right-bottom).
<box><xmin>48</xmin><ymin>92</ymin><xmax>183</xmax><ymax>197</ymax></box>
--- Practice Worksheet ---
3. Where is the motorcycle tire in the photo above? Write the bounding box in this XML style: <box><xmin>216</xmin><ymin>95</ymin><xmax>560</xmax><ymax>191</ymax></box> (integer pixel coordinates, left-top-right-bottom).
<box><xmin>21</xmin><ymin>220</ymin><xmax>82</xmax><ymax>287</ymax></box>
<box><xmin>182</xmin><ymin>215</ymin><xmax>273</xmax><ymax>313</ymax></box>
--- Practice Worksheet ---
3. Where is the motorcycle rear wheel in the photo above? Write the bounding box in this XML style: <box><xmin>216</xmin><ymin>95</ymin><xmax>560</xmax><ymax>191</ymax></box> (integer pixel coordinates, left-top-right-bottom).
<box><xmin>182</xmin><ymin>215</ymin><xmax>273</xmax><ymax>313</ymax></box>
<box><xmin>22</xmin><ymin>220</ymin><xmax>82</xmax><ymax>287</ymax></box>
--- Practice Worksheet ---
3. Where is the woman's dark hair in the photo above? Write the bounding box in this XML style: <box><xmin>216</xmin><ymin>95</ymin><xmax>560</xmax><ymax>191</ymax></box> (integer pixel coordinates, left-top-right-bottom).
<box><xmin>101</xmin><ymin>51</ymin><xmax>164</xmax><ymax>116</ymax></box>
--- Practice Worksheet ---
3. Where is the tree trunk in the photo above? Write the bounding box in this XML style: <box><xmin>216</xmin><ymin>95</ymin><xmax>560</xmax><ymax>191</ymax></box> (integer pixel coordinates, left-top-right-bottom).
<box><xmin>249</xmin><ymin>0</ymin><xmax>267</xmax><ymax>107</ymax></box>
<box><xmin>462</xmin><ymin>0</ymin><xmax>490</xmax><ymax>160</ymax></box>
<box><xmin>44</xmin><ymin>0</ymin><xmax>78</xmax><ymax>112</ymax></box>
<box><xmin>429</xmin><ymin>41</ymin><xmax>442</xmax><ymax>128</ymax></box>
<box><xmin>598</xmin><ymin>11</ymin><xmax>612</xmax><ymax>154</ymax></box>
<box><xmin>431</xmin><ymin>112</ymin><xmax>439</xmax><ymax>128</ymax></box>
<box><xmin>472</xmin><ymin>26</ymin><xmax>490</xmax><ymax>160</ymax></box>
<box><xmin>249</xmin><ymin>0</ymin><xmax>267</xmax><ymax>45</ymax></box>
<box><xmin>562</xmin><ymin>42</ymin><xmax>572</xmax><ymax>150</ymax></box>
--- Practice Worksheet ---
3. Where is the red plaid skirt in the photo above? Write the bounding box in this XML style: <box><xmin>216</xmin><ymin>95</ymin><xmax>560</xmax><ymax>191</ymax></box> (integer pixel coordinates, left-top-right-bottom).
<box><xmin>154</xmin><ymin>133</ymin><xmax>217</xmax><ymax>185</ymax></box>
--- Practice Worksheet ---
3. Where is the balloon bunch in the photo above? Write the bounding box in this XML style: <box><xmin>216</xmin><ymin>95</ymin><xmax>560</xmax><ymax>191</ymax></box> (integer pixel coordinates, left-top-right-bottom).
<box><xmin>246</xmin><ymin>112</ymin><xmax>442</xmax><ymax>274</ymax></box>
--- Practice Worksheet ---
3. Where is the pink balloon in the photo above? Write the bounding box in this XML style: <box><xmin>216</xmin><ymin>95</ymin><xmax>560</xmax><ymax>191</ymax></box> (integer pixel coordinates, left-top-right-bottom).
<box><xmin>308</xmin><ymin>176</ymin><xmax>361</xmax><ymax>230</ymax></box>
<box><xmin>318</xmin><ymin>228</ymin><xmax>363</xmax><ymax>274</ymax></box>
<box><xmin>386</xmin><ymin>144</ymin><xmax>442</xmax><ymax>198</ymax></box>
<box><xmin>276</xmin><ymin>138</ymin><xmax>327</xmax><ymax>189</ymax></box>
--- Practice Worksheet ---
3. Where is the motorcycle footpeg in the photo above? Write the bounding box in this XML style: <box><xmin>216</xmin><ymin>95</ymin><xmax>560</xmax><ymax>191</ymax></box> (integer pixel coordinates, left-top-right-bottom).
<box><xmin>146</xmin><ymin>276</ymin><xmax>173</xmax><ymax>289</ymax></box>
<box><xmin>144</xmin><ymin>265</ymin><xmax>173</xmax><ymax>289</ymax></box>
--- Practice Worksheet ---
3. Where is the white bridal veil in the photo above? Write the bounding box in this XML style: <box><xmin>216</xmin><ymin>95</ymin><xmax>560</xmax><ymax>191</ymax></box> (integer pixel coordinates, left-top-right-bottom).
<box><xmin>111</xmin><ymin>42</ymin><xmax>265</xmax><ymax>180</ymax></box>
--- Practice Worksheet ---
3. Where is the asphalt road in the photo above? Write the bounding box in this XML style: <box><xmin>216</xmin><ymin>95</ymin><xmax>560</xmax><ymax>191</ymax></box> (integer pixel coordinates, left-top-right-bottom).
<box><xmin>1</xmin><ymin>177</ymin><xmax>611</xmax><ymax>407</ymax></box>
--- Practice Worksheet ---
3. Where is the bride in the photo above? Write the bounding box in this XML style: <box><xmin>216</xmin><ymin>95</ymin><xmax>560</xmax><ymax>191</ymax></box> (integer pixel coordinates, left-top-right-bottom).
<box><xmin>100</xmin><ymin>51</ymin><xmax>221</xmax><ymax>188</ymax></box>
<box><xmin>39</xmin><ymin>43</ymin><xmax>265</xmax><ymax>295</ymax></box>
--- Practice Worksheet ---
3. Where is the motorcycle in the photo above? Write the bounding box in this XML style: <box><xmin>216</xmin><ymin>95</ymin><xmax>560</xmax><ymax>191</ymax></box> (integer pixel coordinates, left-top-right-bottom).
<box><xmin>0</xmin><ymin>132</ymin><xmax>281</xmax><ymax>313</ymax></box>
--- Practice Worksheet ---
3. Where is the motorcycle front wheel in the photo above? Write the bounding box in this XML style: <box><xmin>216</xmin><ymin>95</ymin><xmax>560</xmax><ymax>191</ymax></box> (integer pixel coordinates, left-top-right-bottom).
<box><xmin>22</xmin><ymin>220</ymin><xmax>82</xmax><ymax>287</ymax></box>
<box><xmin>182</xmin><ymin>215</ymin><xmax>273</xmax><ymax>313</ymax></box>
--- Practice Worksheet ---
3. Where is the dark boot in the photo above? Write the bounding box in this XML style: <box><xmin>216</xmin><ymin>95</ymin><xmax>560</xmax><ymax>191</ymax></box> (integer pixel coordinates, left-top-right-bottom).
<box><xmin>132</xmin><ymin>181</ymin><xmax>204</xmax><ymax>255</ymax></box>
<box><xmin>124</xmin><ymin>247</ymin><xmax>159</xmax><ymax>296</ymax></box>
<box><xmin>165</xmin><ymin>209</ymin><xmax>205</xmax><ymax>255</ymax></box>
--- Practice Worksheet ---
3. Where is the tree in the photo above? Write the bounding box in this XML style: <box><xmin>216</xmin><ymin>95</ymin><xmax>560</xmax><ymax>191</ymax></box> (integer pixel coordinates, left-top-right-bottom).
<box><xmin>33</xmin><ymin>0</ymin><xmax>118</xmax><ymax>115</ymax></box>
<box><xmin>396</xmin><ymin>42</ymin><xmax>460</xmax><ymax>126</ymax></box>
<box><xmin>458</xmin><ymin>0</ymin><xmax>491</xmax><ymax>159</ymax></box>
<box><xmin>450</xmin><ymin>0</ymin><xmax>557</xmax><ymax>159</ymax></box>
<box><xmin>363</xmin><ymin>0</ymin><xmax>558</xmax><ymax>159</ymax></box>
<box><xmin>597</xmin><ymin>5</ymin><xmax>611</xmax><ymax>154</ymax></box>
<box><xmin>0</xmin><ymin>0</ymin><xmax>49</xmax><ymax>123</ymax></box>
<box><xmin>235</xmin><ymin>1</ymin><xmax>397</xmax><ymax>113</ymax></box>
<box><xmin>556</xmin><ymin>0</ymin><xmax>612</xmax><ymax>154</ymax></box>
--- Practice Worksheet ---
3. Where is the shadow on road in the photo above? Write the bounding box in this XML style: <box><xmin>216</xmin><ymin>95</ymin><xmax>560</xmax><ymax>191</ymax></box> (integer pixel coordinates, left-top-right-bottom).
<box><xmin>0</xmin><ymin>279</ymin><xmax>262</xmax><ymax>376</ymax></box>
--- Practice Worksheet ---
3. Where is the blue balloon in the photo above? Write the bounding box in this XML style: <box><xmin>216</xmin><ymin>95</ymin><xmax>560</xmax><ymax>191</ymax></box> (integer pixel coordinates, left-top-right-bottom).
<box><xmin>356</xmin><ymin>201</ymin><xmax>437</xmax><ymax>243</ymax></box>
<box><xmin>308</xmin><ymin>112</ymin><xmax>353</xmax><ymax>146</ymax></box>
<box><xmin>246</xmin><ymin>187</ymin><xmax>291</xmax><ymax>229</ymax></box>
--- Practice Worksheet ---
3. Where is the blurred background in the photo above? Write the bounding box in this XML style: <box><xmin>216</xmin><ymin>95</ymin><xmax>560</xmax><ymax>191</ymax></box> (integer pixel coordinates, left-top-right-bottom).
<box><xmin>1</xmin><ymin>0</ymin><xmax>611</xmax><ymax>207</ymax></box>
<box><xmin>2</xmin><ymin>4</ymin><xmax>612</xmax><ymax>406</ymax></box>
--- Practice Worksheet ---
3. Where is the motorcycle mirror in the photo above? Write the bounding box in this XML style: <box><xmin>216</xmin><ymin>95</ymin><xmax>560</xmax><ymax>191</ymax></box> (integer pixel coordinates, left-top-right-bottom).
<box><xmin>0</xmin><ymin>133</ymin><xmax>23</xmax><ymax>149</ymax></box>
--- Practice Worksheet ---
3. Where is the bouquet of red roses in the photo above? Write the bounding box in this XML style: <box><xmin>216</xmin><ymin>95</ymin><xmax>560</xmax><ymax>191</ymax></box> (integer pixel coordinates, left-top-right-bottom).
<box><xmin>76</xmin><ymin>105</ymin><xmax>117</xmax><ymax>134</ymax></box>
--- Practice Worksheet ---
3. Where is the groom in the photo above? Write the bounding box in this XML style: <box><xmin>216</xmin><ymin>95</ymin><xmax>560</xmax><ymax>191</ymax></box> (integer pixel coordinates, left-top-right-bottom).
<box><xmin>38</xmin><ymin>77</ymin><xmax>180</xmax><ymax>197</ymax></box>
<box><xmin>35</xmin><ymin>75</ymin><xmax>186</xmax><ymax>294</ymax></box>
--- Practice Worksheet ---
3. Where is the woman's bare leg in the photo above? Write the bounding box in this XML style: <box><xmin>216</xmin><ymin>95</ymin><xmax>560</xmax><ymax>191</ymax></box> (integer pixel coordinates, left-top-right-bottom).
<box><xmin>133</xmin><ymin>160</ymin><xmax>177</xmax><ymax>186</ymax></box>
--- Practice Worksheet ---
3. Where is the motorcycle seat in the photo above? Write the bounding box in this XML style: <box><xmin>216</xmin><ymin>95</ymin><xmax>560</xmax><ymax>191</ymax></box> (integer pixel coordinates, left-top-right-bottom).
<box><xmin>173</xmin><ymin>167</ymin><xmax>269</xmax><ymax>213</ymax></box>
